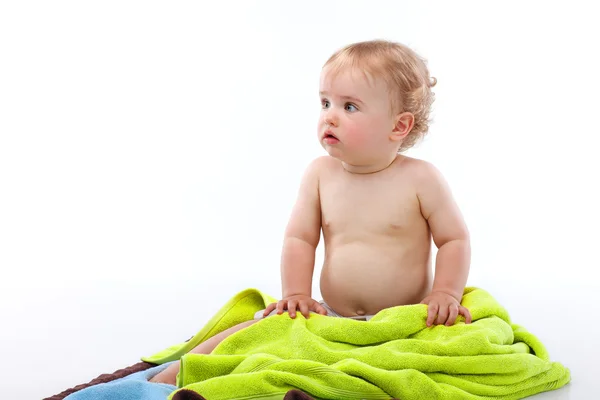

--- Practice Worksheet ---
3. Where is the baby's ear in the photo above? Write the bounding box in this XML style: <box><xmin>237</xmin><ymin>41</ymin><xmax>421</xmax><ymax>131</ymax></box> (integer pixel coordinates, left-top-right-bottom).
<box><xmin>390</xmin><ymin>112</ymin><xmax>414</xmax><ymax>141</ymax></box>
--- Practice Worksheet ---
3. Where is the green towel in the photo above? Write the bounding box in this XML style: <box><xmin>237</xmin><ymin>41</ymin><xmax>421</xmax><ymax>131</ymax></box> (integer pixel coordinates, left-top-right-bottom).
<box><xmin>143</xmin><ymin>287</ymin><xmax>570</xmax><ymax>400</ymax></box>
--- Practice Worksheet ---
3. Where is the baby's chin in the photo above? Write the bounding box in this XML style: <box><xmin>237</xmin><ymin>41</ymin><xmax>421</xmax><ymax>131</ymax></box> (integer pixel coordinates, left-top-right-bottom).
<box><xmin>320</xmin><ymin>143</ymin><xmax>345</xmax><ymax>161</ymax></box>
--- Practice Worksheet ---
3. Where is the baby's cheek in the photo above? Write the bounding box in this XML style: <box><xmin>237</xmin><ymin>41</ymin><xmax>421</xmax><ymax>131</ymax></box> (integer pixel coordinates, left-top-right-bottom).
<box><xmin>317</xmin><ymin>116</ymin><xmax>327</xmax><ymax>132</ymax></box>
<box><xmin>344</xmin><ymin>125</ymin><xmax>372</xmax><ymax>147</ymax></box>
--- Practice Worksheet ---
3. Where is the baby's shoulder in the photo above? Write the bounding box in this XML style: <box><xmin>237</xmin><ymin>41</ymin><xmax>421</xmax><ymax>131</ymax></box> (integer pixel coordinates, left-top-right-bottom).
<box><xmin>295</xmin><ymin>156</ymin><xmax>337</xmax><ymax>187</ymax></box>
<box><xmin>398</xmin><ymin>156</ymin><xmax>451</xmax><ymax>196</ymax></box>
<box><xmin>393</xmin><ymin>156</ymin><xmax>449</xmax><ymax>193</ymax></box>
<box><xmin>303</xmin><ymin>155</ymin><xmax>339</xmax><ymax>175</ymax></box>
<box><xmin>395</xmin><ymin>155</ymin><xmax>439</xmax><ymax>176</ymax></box>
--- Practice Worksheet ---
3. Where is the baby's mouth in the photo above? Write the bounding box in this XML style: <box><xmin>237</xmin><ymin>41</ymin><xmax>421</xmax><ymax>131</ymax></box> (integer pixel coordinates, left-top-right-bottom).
<box><xmin>323</xmin><ymin>131</ymin><xmax>340</xmax><ymax>144</ymax></box>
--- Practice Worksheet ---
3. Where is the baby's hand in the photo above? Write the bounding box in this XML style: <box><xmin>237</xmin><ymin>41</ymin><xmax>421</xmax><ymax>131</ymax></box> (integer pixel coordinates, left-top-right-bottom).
<box><xmin>420</xmin><ymin>291</ymin><xmax>472</xmax><ymax>327</ymax></box>
<box><xmin>263</xmin><ymin>295</ymin><xmax>328</xmax><ymax>319</ymax></box>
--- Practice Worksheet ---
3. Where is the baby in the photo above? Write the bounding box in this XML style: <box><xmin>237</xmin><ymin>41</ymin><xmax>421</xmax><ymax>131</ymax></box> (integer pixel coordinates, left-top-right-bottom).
<box><xmin>150</xmin><ymin>39</ymin><xmax>472</xmax><ymax>385</ymax></box>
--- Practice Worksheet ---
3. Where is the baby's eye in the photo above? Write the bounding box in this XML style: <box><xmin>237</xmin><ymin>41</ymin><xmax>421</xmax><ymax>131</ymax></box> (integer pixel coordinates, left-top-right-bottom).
<box><xmin>321</xmin><ymin>99</ymin><xmax>330</xmax><ymax>109</ymax></box>
<box><xmin>345</xmin><ymin>103</ymin><xmax>358</xmax><ymax>112</ymax></box>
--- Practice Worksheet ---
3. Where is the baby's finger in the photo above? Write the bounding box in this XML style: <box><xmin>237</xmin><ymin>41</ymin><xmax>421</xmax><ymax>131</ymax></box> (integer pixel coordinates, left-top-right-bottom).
<box><xmin>427</xmin><ymin>303</ymin><xmax>439</xmax><ymax>327</ymax></box>
<box><xmin>459</xmin><ymin>306</ymin><xmax>472</xmax><ymax>324</ymax></box>
<box><xmin>288</xmin><ymin>300</ymin><xmax>298</xmax><ymax>318</ymax></box>
<box><xmin>435</xmin><ymin>305</ymin><xmax>449</xmax><ymax>326</ymax></box>
<box><xmin>263</xmin><ymin>303</ymin><xmax>275</xmax><ymax>316</ymax></box>
<box><xmin>317</xmin><ymin>304</ymin><xmax>328</xmax><ymax>316</ymax></box>
<box><xmin>298</xmin><ymin>302</ymin><xmax>310</xmax><ymax>319</ymax></box>
<box><xmin>445</xmin><ymin>305</ymin><xmax>459</xmax><ymax>326</ymax></box>
<box><xmin>276</xmin><ymin>301</ymin><xmax>286</xmax><ymax>315</ymax></box>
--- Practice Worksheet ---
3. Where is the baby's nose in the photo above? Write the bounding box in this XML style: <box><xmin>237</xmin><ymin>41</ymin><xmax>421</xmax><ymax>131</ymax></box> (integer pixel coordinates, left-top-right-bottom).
<box><xmin>325</xmin><ymin>111</ymin><xmax>339</xmax><ymax>127</ymax></box>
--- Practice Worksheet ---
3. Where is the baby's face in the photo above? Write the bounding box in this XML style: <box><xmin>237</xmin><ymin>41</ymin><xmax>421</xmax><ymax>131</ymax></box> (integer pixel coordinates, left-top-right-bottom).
<box><xmin>318</xmin><ymin>67</ymin><xmax>397</xmax><ymax>164</ymax></box>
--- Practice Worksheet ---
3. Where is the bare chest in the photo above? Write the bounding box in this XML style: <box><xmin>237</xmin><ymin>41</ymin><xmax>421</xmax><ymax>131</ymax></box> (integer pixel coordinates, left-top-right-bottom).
<box><xmin>319</xmin><ymin>174</ymin><xmax>424</xmax><ymax>237</ymax></box>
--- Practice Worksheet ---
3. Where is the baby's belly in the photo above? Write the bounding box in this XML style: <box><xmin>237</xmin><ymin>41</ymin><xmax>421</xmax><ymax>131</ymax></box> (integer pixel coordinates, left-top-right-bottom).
<box><xmin>319</xmin><ymin>241</ymin><xmax>432</xmax><ymax>317</ymax></box>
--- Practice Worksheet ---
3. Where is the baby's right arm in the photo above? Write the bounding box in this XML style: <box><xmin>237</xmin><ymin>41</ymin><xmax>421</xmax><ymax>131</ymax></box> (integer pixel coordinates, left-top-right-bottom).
<box><xmin>263</xmin><ymin>157</ymin><xmax>328</xmax><ymax>319</ymax></box>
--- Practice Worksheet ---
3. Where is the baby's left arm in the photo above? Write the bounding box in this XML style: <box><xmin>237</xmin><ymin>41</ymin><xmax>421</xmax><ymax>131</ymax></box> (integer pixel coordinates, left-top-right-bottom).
<box><xmin>416</xmin><ymin>161</ymin><xmax>472</xmax><ymax>326</ymax></box>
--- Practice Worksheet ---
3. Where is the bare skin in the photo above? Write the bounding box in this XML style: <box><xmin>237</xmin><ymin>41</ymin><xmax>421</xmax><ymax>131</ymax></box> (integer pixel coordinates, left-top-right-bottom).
<box><xmin>265</xmin><ymin>153</ymin><xmax>471</xmax><ymax>321</ymax></box>
<box><xmin>318</xmin><ymin>154</ymin><xmax>433</xmax><ymax>316</ymax></box>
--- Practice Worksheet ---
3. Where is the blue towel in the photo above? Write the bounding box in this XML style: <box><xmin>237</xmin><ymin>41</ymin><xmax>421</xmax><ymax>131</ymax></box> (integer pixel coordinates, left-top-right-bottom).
<box><xmin>64</xmin><ymin>362</ymin><xmax>176</xmax><ymax>400</ymax></box>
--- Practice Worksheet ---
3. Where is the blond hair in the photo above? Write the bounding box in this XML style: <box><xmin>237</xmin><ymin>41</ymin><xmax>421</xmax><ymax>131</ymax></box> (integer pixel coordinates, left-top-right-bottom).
<box><xmin>323</xmin><ymin>40</ymin><xmax>436</xmax><ymax>152</ymax></box>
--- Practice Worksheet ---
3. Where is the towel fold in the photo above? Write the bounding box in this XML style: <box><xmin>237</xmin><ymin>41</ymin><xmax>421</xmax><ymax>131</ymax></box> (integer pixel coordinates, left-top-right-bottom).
<box><xmin>143</xmin><ymin>287</ymin><xmax>570</xmax><ymax>400</ymax></box>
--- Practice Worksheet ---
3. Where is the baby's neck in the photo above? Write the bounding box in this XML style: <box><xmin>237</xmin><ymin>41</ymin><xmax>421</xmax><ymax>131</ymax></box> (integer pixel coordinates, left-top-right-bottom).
<box><xmin>341</xmin><ymin>154</ymin><xmax>401</xmax><ymax>174</ymax></box>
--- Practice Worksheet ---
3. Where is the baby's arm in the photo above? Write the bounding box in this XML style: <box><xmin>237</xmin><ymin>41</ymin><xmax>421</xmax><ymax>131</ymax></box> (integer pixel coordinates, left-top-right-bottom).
<box><xmin>263</xmin><ymin>157</ymin><xmax>328</xmax><ymax>319</ymax></box>
<box><xmin>416</xmin><ymin>161</ymin><xmax>472</xmax><ymax>326</ymax></box>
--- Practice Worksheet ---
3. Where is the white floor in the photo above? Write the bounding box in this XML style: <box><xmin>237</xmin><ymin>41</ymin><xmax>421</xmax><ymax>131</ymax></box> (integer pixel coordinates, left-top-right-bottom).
<box><xmin>0</xmin><ymin>280</ymin><xmax>592</xmax><ymax>399</ymax></box>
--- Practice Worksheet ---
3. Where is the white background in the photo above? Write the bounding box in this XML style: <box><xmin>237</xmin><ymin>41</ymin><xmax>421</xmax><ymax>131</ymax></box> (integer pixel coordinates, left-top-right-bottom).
<box><xmin>1</xmin><ymin>1</ymin><xmax>598</xmax><ymax>399</ymax></box>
